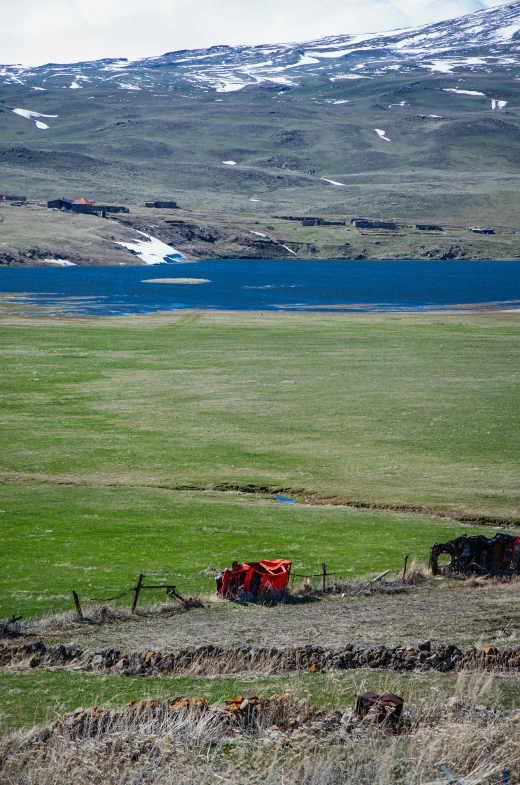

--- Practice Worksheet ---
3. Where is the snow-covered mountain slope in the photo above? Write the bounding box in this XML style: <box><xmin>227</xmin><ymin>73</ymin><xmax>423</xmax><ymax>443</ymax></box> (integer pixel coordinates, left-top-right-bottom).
<box><xmin>2</xmin><ymin>1</ymin><xmax>520</xmax><ymax>94</ymax></box>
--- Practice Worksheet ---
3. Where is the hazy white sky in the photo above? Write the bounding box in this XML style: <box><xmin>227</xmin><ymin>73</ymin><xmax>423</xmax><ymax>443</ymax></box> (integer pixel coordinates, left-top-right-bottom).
<box><xmin>0</xmin><ymin>0</ymin><xmax>508</xmax><ymax>66</ymax></box>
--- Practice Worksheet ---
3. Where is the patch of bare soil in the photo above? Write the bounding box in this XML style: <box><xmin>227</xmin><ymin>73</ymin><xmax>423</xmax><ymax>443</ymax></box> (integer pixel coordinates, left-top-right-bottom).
<box><xmin>30</xmin><ymin>580</ymin><xmax>520</xmax><ymax>652</ymax></box>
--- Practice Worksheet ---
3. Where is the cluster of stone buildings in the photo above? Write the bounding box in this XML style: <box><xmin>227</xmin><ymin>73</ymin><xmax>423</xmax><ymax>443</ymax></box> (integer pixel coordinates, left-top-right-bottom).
<box><xmin>47</xmin><ymin>198</ymin><xmax>129</xmax><ymax>216</ymax></box>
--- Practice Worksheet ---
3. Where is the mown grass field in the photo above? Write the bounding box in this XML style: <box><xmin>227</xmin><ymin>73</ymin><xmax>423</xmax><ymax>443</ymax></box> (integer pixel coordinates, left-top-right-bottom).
<box><xmin>0</xmin><ymin>310</ymin><xmax>518</xmax><ymax>618</ymax></box>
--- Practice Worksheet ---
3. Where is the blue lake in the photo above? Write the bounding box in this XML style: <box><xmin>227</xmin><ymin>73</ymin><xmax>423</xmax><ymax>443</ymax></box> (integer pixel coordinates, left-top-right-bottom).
<box><xmin>0</xmin><ymin>260</ymin><xmax>519</xmax><ymax>315</ymax></box>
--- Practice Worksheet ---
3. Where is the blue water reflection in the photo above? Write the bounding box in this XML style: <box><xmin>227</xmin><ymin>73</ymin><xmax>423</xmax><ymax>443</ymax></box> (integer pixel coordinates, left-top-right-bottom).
<box><xmin>0</xmin><ymin>260</ymin><xmax>519</xmax><ymax>315</ymax></box>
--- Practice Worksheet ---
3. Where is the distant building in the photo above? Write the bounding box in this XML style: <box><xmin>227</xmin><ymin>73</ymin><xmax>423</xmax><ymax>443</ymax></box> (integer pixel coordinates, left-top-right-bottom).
<box><xmin>0</xmin><ymin>195</ymin><xmax>26</xmax><ymax>202</ymax></box>
<box><xmin>92</xmin><ymin>205</ymin><xmax>129</xmax><ymax>214</ymax></box>
<box><xmin>47</xmin><ymin>199</ymin><xmax>74</xmax><ymax>210</ymax></box>
<box><xmin>47</xmin><ymin>198</ymin><xmax>129</xmax><ymax>215</ymax></box>
<box><xmin>301</xmin><ymin>217</ymin><xmax>345</xmax><ymax>226</ymax></box>
<box><xmin>351</xmin><ymin>218</ymin><xmax>397</xmax><ymax>230</ymax></box>
<box><xmin>302</xmin><ymin>217</ymin><xmax>325</xmax><ymax>226</ymax></box>
<box><xmin>416</xmin><ymin>224</ymin><xmax>443</xmax><ymax>231</ymax></box>
<box><xmin>145</xmin><ymin>200</ymin><xmax>178</xmax><ymax>209</ymax></box>
<box><xmin>468</xmin><ymin>227</ymin><xmax>495</xmax><ymax>234</ymax></box>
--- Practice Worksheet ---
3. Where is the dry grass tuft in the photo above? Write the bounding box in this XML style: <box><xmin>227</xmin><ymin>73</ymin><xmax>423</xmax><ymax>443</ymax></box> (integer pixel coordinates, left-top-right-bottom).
<box><xmin>23</xmin><ymin>599</ymin><xmax>205</xmax><ymax>633</ymax></box>
<box><xmin>0</xmin><ymin>683</ymin><xmax>517</xmax><ymax>785</ymax></box>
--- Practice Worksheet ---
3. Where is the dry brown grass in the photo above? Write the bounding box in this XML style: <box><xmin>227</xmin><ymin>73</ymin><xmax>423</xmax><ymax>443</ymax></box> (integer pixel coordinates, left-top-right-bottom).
<box><xmin>21</xmin><ymin>575</ymin><xmax>520</xmax><ymax>654</ymax></box>
<box><xmin>21</xmin><ymin>599</ymin><xmax>205</xmax><ymax>635</ymax></box>
<box><xmin>0</xmin><ymin>679</ymin><xmax>517</xmax><ymax>785</ymax></box>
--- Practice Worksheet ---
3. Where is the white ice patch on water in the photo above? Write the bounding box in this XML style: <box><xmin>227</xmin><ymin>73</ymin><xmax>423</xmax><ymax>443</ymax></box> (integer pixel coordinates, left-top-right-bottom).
<box><xmin>389</xmin><ymin>101</ymin><xmax>407</xmax><ymax>107</ymax></box>
<box><xmin>375</xmin><ymin>128</ymin><xmax>391</xmax><ymax>142</ymax></box>
<box><xmin>222</xmin><ymin>160</ymin><xmax>237</xmax><ymax>165</ymax></box>
<box><xmin>142</xmin><ymin>277</ymin><xmax>210</xmax><ymax>284</ymax></box>
<box><xmin>35</xmin><ymin>121</ymin><xmax>49</xmax><ymax>129</ymax></box>
<box><xmin>31</xmin><ymin>86</ymin><xmax>46</xmax><ymax>91</ymax></box>
<box><xmin>250</xmin><ymin>199</ymin><xmax>260</xmax><ymax>201</ymax></box>
<box><xmin>443</xmin><ymin>88</ymin><xmax>485</xmax><ymax>96</ymax></box>
<box><xmin>42</xmin><ymin>258</ymin><xmax>76</xmax><ymax>266</ymax></box>
<box><xmin>119</xmin><ymin>82</ymin><xmax>141</xmax><ymax>90</ymax></box>
<box><xmin>70</xmin><ymin>81</ymin><xmax>82</xmax><ymax>89</ymax></box>
<box><xmin>320</xmin><ymin>177</ymin><xmax>347</xmax><ymax>186</ymax></box>
<box><xmin>333</xmin><ymin>100</ymin><xmax>349</xmax><ymax>104</ymax></box>
<box><xmin>116</xmin><ymin>231</ymin><xmax>187</xmax><ymax>265</ymax></box>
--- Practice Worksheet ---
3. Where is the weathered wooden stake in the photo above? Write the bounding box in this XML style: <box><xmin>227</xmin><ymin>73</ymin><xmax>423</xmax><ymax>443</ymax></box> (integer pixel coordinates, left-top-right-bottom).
<box><xmin>403</xmin><ymin>554</ymin><xmax>410</xmax><ymax>581</ymax></box>
<box><xmin>72</xmin><ymin>590</ymin><xmax>83</xmax><ymax>621</ymax></box>
<box><xmin>132</xmin><ymin>574</ymin><xmax>144</xmax><ymax>614</ymax></box>
<box><xmin>322</xmin><ymin>563</ymin><xmax>327</xmax><ymax>593</ymax></box>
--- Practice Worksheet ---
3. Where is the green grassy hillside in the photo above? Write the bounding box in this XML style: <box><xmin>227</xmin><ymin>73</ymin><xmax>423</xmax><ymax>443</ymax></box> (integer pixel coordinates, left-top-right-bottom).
<box><xmin>3</xmin><ymin>68</ymin><xmax>520</xmax><ymax>261</ymax></box>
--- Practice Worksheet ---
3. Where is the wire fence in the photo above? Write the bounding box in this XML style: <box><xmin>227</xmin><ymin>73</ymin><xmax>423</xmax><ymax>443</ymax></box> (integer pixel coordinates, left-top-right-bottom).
<box><xmin>3</xmin><ymin>557</ymin><xmax>411</xmax><ymax>629</ymax></box>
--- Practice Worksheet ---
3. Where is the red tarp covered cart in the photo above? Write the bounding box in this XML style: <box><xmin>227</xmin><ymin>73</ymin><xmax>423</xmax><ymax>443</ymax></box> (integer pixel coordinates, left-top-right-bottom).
<box><xmin>216</xmin><ymin>559</ymin><xmax>292</xmax><ymax>597</ymax></box>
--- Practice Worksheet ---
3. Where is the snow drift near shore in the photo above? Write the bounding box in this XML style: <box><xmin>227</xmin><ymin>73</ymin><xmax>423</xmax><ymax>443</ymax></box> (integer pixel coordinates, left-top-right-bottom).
<box><xmin>115</xmin><ymin>232</ymin><xmax>187</xmax><ymax>265</ymax></box>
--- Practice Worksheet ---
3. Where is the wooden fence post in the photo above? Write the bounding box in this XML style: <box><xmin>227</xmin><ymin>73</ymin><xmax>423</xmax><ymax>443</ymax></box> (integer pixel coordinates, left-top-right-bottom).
<box><xmin>72</xmin><ymin>590</ymin><xmax>83</xmax><ymax>621</ymax></box>
<box><xmin>132</xmin><ymin>574</ymin><xmax>144</xmax><ymax>614</ymax></box>
<box><xmin>322</xmin><ymin>563</ymin><xmax>327</xmax><ymax>593</ymax></box>
<box><xmin>403</xmin><ymin>555</ymin><xmax>410</xmax><ymax>581</ymax></box>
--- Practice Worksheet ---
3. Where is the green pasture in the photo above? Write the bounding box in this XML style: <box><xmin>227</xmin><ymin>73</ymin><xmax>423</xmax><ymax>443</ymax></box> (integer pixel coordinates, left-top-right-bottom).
<box><xmin>0</xmin><ymin>311</ymin><xmax>519</xmax><ymax>616</ymax></box>
<box><xmin>0</xmin><ymin>312</ymin><xmax>519</xmax><ymax>518</ymax></box>
<box><xmin>0</xmin><ymin>484</ymin><xmax>496</xmax><ymax>618</ymax></box>
<box><xmin>1</xmin><ymin>669</ymin><xmax>517</xmax><ymax>731</ymax></box>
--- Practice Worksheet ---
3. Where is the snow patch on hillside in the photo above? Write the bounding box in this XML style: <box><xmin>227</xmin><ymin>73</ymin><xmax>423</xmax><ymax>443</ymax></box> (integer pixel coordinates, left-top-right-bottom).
<box><xmin>443</xmin><ymin>88</ymin><xmax>485</xmax><ymax>95</ymax></box>
<box><xmin>494</xmin><ymin>23</ymin><xmax>520</xmax><ymax>41</ymax></box>
<box><xmin>12</xmin><ymin>107</ymin><xmax>58</xmax><ymax>130</ymax></box>
<box><xmin>320</xmin><ymin>177</ymin><xmax>347</xmax><ymax>186</ymax></box>
<box><xmin>116</xmin><ymin>232</ymin><xmax>187</xmax><ymax>264</ymax></box>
